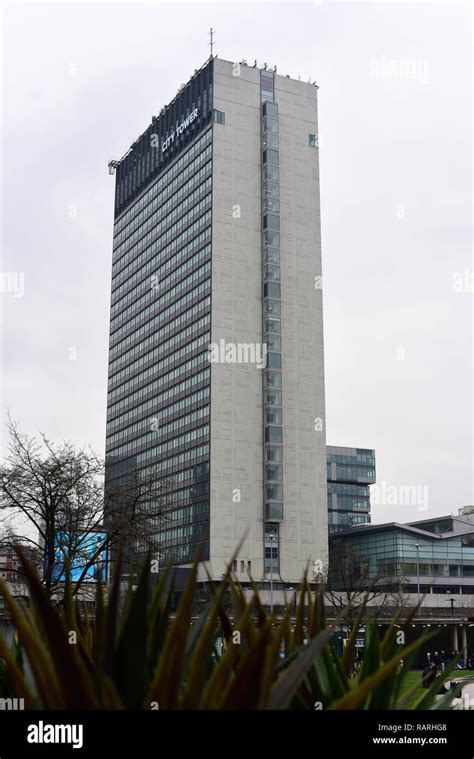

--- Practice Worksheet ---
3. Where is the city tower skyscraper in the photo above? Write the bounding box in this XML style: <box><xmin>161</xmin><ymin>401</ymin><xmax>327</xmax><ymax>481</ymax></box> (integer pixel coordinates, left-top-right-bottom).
<box><xmin>106</xmin><ymin>57</ymin><xmax>327</xmax><ymax>587</ymax></box>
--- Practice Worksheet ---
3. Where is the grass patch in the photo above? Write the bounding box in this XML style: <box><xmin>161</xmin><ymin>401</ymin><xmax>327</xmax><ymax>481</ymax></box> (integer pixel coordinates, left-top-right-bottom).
<box><xmin>402</xmin><ymin>670</ymin><xmax>474</xmax><ymax>709</ymax></box>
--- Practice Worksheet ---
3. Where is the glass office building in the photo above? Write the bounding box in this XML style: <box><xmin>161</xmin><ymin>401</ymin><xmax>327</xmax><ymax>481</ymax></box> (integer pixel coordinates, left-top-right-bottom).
<box><xmin>333</xmin><ymin>515</ymin><xmax>474</xmax><ymax>598</ymax></box>
<box><xmin>106</xmin><ymin>57</ymin><xmax>328</xmax><ymax>584</ymax></box>
<box><xmin>326</xmin><ymin>446</ymin><xmax>375</xmax><ymax>534</ymax></box>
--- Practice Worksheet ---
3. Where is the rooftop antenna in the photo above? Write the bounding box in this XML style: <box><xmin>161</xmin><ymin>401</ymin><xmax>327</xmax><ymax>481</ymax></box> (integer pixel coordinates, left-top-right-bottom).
<box><xmin>209</xmin><ymin>27</ymin><xmax>215</xmax><ymax>58</ymax></box>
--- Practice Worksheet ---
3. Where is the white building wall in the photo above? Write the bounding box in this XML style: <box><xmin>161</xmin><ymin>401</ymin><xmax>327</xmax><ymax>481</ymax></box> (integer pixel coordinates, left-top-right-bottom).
<box><xmin>274</xmin><ymin>73</ymin><xmax>328</xmax><ymax>582</ymax></box>
<box><xmin>206</xmin><ymin>59</ymin><xmax>327</xmax><ymax>584</ymax></box>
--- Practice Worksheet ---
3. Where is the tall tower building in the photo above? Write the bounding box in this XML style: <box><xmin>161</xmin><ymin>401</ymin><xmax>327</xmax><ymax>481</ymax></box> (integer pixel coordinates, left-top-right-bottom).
<box><xmin>105</xmin><ymin>57</ymin><xmax>327</xmax><ymax>588</ymax></box>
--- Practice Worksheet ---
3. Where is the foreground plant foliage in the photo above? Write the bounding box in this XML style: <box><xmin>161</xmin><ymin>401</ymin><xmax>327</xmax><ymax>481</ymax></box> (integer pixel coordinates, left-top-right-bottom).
<box><xmin>0</xmin><ymin>547</ymin><xmax>457</xmax><ymax>710</ymax></box>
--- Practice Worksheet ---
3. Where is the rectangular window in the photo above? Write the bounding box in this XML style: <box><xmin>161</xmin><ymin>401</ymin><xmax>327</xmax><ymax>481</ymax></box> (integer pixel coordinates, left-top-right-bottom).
<box><xmin>264</xmin><ymin>231</ymin><xmax>280</xmax><ymax>247</ymax></box>
<box><xmin>263</xmin><ymin>149</ymin><xmax>279</xmax><ymax>166</ymax></box>
<box><xmin>263</xmin><ymin>133</ymin><xmax>279</xmax><ymax>150</ymax></box>
<box><xmin>264</xmin><ymin>316</ymin><xmax>281</xmax><ymax>333</ymax></box>
<box><xmin>213</xmin><ymin>109</ymin><xmax>225</xmax><ymax>124</ymax></box>
<box><xmin>263</xmin><ymin>264</ymin><xmax>280</xmax><ymax>281</ymax></box>
<box><xmin>263</xmin><ymin>299</ymin><xmax>281</xmax><ymax>316</ymax></box>
<box><xmin>263</xmin><ymin>214</ymin><xmax>280</xmax><ymax>232</ymax></box>
<box><xmin>264</xmin><ymin>282</ymin><xmax>281</xmax><ymax>299</ymax></box>
<box><xmin>265</xmin><ymin>426</ymin><xmax>282</xmax><ymax>443</ymax></box>
<box><xmin>265</xmin><ymin>502</ymin><xmax>283</xmax><ymax>521</ymax></box>
<box><xmin>233</xmin><ymin>560</ymin><xmax>237</xmax><ymax>572</ymax></box>
<box><xmin>267</xmin><ymin>352</ymin><xmax>282</xmax><ymax>370</ymax></box>
<box><xmin>264</xmin><ymin>246</ymin><xmax>280</xmax><ymax>264</ymax></box>
<box><xmin>263</xmin><ymin>117</ymin><xmax>278</xmax><ymax>134</ymax></box>
<box><xmin>265</xmin><ymin>407</ymin><xmax>282</xmax><ymax>424</ymax></box>
<box><xmin>263</xmin><ymin>181</ymin><xmax>279</xmax><ymax>198</ymax></box>
<box><xmin>266</xmin><ymin>446</ymin><xmax>283</xmax><ymax>462</ymax></box>
<box><xmin>240</xmin><ymin>560</ymin><xmax>245</xmax><ymax>573</ymax></box>
<box><xmin>309</xmin><ymin>133</ymin><xmax>318</xmax><ymax>147</ymax></box>
<box><xmin>263</xmin><ymin>196</ymin><xmax>280</xmax><ymax>214</ymax></box>
<box><xmin>265</xmin><ymin>370</ymin><xmax>282</xmax><ymax>388</ymax></box>
<box><xmin>265</xmin><ymin>390</ymin><xmax>282</xmax><ymax>407</ymax></box>
<box><xmin>263</xmin><ymin>164</ymin><xmax>279</xmax><ymax>182</ymax></box>
<box><xmin>266</xmin><ymin>483</ymin><xmax>283</xmax><ymax>501</ymax></box>
<box><xmin>247</xmin><ymin>560</ymin><xmax>251</xmax><ymax>573</ymax></box>
<box><xmin>266</xmin><ymin>463</ymin><xmax>283</xmax><ymax>481</ymax></box>
<box><xmin>261</xmin><ymin>72</ymin><xmax>274</xmax><ymax>102</ymax></box>
<box><xmin>263</xmin><ymin>101</ymin><xmax>278</xmax><ymax>118</ymax></box>
<box><xmin>265</xmin><ymin>334</ymin><xmax>281</xmax><ymax>352</ymax></box>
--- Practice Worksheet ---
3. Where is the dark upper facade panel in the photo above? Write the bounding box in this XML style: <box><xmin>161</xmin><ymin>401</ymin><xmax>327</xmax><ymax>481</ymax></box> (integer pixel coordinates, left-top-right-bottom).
<box><xmin>114</xmin><ymin>58</ymin><xmax>214</xmax><ymax>218</ymax></box>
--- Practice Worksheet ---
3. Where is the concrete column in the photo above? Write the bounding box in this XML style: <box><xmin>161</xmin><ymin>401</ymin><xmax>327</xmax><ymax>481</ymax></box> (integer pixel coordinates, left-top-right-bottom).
<box><xmin>452</xmin><ymin>626</ymin><xmax>459</xmax><ymax>651</ymax></box>
<box><xmin>462</xmin><ymin>625</ymin><xmax>468</xmax><ymax>665</ymax></box>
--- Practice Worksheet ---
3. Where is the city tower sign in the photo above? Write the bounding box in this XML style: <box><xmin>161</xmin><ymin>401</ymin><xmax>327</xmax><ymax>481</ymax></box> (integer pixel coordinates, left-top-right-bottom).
<box><xmin>161</xmin><ymin>108</ymin><xmax>199</xmax><ymax>153</ymax></box>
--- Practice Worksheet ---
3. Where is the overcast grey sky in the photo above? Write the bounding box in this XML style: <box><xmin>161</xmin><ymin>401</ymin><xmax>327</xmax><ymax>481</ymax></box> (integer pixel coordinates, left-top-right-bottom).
<box><xmin>1</xmin><ymin>1</ymin><xmax>472</xmax><ymax>525</ymax></box>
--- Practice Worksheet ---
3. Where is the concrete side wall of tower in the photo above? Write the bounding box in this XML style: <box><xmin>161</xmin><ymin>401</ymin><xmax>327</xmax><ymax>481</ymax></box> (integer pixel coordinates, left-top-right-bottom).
<box><xmin>207</xmin><ymin>58</ymin><xmax>328</xmax><ymax>584</ymax></box>
<box><xmin>208</xmin><ymin>60</ymin><xmax>264</xmax><ymax>582</ymax></box>
<box><xmin>275</xmin><ymin>71</ymin><xmax>328</xmax><ymax>581</ymax></box>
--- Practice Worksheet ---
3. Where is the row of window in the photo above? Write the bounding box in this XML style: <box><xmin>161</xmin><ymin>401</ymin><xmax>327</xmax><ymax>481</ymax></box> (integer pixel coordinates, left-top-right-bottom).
<box><xmin>329</xmin><ymin>513</ymin><xmax>369</xmax><ymax>528</ymax></box>
<box><xmin>114</xmin><ymin>126</ymin><xmax>212</xmax><ymax>235</ymax></box>
<box><xmin>162</xmin><ymin>499</ymin><xmax>210</xmax><ymax>527</ymax></box>
<box><xmin>110</xmin><ymin>275</ymin><xmax>210</xmax><ymax>352</ymax></box>
<box><xmin>136</xmin><ymin>435</ymin><xmax>209</xmax><ymax>467</ymax></box>
<box><xmin>109</xmin><ymin>291</ymin><xmax>210</xmax><ymax>369</ymax></box>
<box><xmin>109</xmin><ymin>314</ymin><xmax>209</xmax><ymax>388</ymax></box>
<box><xmin>113</xmin><ymin>388</ymin><xmax>210</xmax><ymax>445</ymax></box>
<box><xmin>107</xmin><ymin>367</ymin><xmax>210</xmax><ymax>431</ymax></box>
<box><xmin>374</xmin><ymin>562</ymin><xmax>474</xmax><ymax>579</ymax></box>
<box><xmin>159</xmin><ymin>540</ymin><xmax>209</xmax><ymax>565</ymax></box>
<box><xmin>114</xmin><ymin>163</ymin><xmax>211</xmax><ymax>267</ymax></box>
<box><xmin>107</xmin><ymin>352</ymin><xmax>209</xmax><ymax>418</ymax></box>
<box><xmin>161</xmin><ymin>480</ymin><xmax>209</xmax><ymax>506</ymax></box>
<box><xmin>232</xmin><ymin>560</ymin><xmax>252</xmax><ymax>574</ymax></box>
<box><xmin>139</xmin><ymin>460</ymin><xmax>209</xmax><ymax>491</ymax></box>
<box><xmin>110</xmin><ymin>422</ymin><xmax>209</xmax><ymax>464</ymax></box>
<box><xmin>328</xmin><ymin>465</ymin><xmax>375</xmax><ymax>481</ymax></box>
<box><xmin>107</xmin><ymin>390</ymin><xmax>209</xmax><ymax>449</ymax></box>
<box><xmin>400</xmin><ymin>584</ymin><xmax>474</xmax><ymax>595</ymax></box>
<box><xmin>328</xmin><ymin>495</ymin><xmax>370</xmax><ymax>512</ymax></box>
<box><xmin>328</xmin><ymin>483</ymin><xmax>371</xmax><ymax>496</ymax></box>
<box><xmin>108</xmin><ymin>329</ymin><xmax>209</xmax><ymax>403</ymax></box>
<box><xmin>112</xmin><ymin>209</ymin><xmax>211</xmax><ymax>298</ymax></box>
<box><xmin>114</xmin><ymin>142</ymin><xmax>212</xmax><ymax>246</ymax></box>
<box><xmin>111</xmin><ymin>240</ymin><xmax>210</xmax><ymax>321</ymax></box>
<box><xmin>327</xmin><ymin>453</ymin><xmax>375</xmax><ymax>466</ymax></box>
<box><xmin>154</xmin><ymin>517</ymin><xmax>209</xmax><ymax>547</ymax></box>
<box><xmin>113</xmin><ymin>173</ymin><xmax>211</xmax><ymax>273</ymax></box>
<box><xmin>112</xmin><ymin>225</ymin><xmax>210</xmax><ymax>307</ymax></box>
<box><xmin>110</xmin><ymin>259</ymin><xmax>211</xmax><ymax>335</ymax></box>
<box><xmin>112</xmin><ymin>188</ymin><xmax>212</xmax><ymax>285</ymax></box>
<box><xmin>107</xmin><ymin>406</ymin><xmax>209</xmax><ymax>456</ymax></box>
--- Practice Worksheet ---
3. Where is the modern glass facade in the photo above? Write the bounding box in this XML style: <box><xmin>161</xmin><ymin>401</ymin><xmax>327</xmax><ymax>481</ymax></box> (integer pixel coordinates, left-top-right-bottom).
<box><xmin>326</xmin><ymin>446</ymin><xmax>375</xmax><ymax>534</ymax></box>
<box><xmin>333</xmin><ymin>517</ymin><xmax>474</xmax><ymax>596</ymax></box>
<box><xmin>105</xmin><ymin>60</ymin><xmax>214</xmax><ymax>566</ymax></box>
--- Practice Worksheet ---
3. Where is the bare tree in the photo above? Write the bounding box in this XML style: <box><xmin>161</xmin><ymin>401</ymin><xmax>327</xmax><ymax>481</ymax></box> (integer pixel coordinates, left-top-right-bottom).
<box><xmin>324</xmin><ymin>538</ymin><xmax>413</xmax><ymax>629</ymax></box>
<box><xmin>0</xmin><ymin>417</ymin><xmax>171</xmax><ymax>599</ymax></box>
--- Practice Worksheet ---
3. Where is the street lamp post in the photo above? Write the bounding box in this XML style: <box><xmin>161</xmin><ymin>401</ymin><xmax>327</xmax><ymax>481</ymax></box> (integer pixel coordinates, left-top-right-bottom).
<box><xmin>413</xmin><ymin>543</ymin><xmax>421</xmax><ymax>605</ymax></box>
